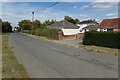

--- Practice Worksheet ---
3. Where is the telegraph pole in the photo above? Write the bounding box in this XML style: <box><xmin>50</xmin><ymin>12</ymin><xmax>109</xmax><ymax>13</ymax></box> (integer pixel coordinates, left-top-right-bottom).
<box><xmin>32</xmin><ymin>12</ymin><xmax>34</xmax><ymax>31</ymax></box>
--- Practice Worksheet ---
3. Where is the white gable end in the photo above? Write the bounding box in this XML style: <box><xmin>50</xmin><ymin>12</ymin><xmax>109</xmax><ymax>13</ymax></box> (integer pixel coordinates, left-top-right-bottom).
<box><xmin>61</xmin><ymin>29</ymin><xmax>79</xmax><ymax>35</ymax></box>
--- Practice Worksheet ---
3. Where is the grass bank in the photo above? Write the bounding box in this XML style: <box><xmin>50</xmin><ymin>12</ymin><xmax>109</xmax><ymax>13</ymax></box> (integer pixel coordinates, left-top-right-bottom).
<box><xmin>79</xmin><ymin>45</ymin><xmax>119</xmax><ymax>56</ymax></box>
<box><xmin>2</xmin><ymin>33</ymin><xmax>29</xmax><ymax>78</ymax></box>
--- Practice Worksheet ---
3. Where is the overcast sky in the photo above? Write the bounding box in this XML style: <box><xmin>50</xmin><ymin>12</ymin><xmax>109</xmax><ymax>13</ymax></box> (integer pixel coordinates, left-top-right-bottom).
<box><xmin>1</xmin><ymin>0</ymin><xmax>119</xmax><ymax>27</ymax></box>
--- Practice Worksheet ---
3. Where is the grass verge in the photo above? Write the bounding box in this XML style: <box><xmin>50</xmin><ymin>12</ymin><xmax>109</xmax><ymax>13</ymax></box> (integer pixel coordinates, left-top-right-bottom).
<box><xmin>79</xmin><ymin>45</ymin><xmax>119</xmax><ymax>56</ymax></box>
<box><xmin>2</xmin><ymin>33</ymin><xmax>29</xmax><ymax>78</ymax></box>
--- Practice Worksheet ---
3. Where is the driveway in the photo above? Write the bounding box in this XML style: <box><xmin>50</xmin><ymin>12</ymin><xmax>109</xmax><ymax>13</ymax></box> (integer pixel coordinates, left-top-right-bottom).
<box><xmin>9</xmin><ymin>33</ymin><xmax>118</xmax><ymax>78</ymax></box>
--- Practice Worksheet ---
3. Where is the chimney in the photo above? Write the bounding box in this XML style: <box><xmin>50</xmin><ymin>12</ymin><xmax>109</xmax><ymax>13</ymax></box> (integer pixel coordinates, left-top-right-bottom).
<box><xmin>93</xmin><ymin>19</ymin><xmax>96</xmax><ymax>22</ymax></box>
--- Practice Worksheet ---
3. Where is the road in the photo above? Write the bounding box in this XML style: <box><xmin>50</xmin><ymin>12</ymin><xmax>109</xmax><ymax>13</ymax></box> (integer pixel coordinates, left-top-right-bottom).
<box><xmin>9</xmin><ymin>33</ymin><xmax>118</xmax><ymax>78</ymax></box>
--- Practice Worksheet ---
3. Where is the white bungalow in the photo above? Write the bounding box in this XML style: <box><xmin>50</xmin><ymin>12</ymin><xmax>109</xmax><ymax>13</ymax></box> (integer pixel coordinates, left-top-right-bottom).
<box><xmin>77</xmin><ymin>19</ymin><xmax>99</xmax><ymax>33</ymax></box>
<box><xmin>47</xmin><ymin>20</ymin><xmax>79</xmax><ymax>35</ymax></box>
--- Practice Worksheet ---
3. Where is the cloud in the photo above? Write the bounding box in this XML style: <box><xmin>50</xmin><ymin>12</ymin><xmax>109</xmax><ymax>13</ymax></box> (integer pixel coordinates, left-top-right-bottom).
<box><xmin>80</xmin><ymin>5</ymin><xmax>89</xmax><ymax>10</ymax></box>
<box><xmin>41</xmin><ymin>10</ymin><xmax>51</xmax><ymax>14</ymax></box>
<box><xmin>79</xmin><ymin>1</ymin><xmax>118</xmax><ymax>11</ymax></box>
<box><xmin>79</xmin><ymin>14</ymin><xmax>88</xmax><ymax>19</ymax></box>
<box><xmin>2</xmin><ymin>3</ymin><xmax>39</xmax><ymax>26</ymax></box>
<box><xmin>73</xmin><ymin>6</ymin><xmax>77</xmax><ymax>9</ymax></box>
<box><xmin>0</xmin><ymin>13</ymin><xmax>23</xmax><ymax>19</ymax></box>
<box><xmin>95</xmin><ymin>19</ymin><xmax>100</xmax><ymax>21</ymax></box>
<box><xmin>1</xmin><ymin>13</ymin><xmax>22</xmax><ymax>26</ymax></box>
<box><xmin>92</xmin><ymin>4</ymin><xmax>111</xmax><ymax>9</ymax></box>
<box><xmin>2</xmin><ymin>2</ymin><xmax>67</xmax><ymax>26</ymax></box>
<box><xmin>105</xmin><ymin>13</ymin><xmax>118</xmax><ymax>17</ymax></box>
<box><xmin>2</xmin><ymin>1</ymin><xmax>118</xmax><ymax>27</ymax></box>
<box><xmin>91</xmin><ymin>2</ymin><xmax>118</xmax><ymax>11</ymax></box>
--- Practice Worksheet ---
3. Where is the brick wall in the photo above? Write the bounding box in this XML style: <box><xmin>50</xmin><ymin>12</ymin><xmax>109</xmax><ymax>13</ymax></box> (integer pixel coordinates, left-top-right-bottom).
<box><xmin>58</xmin><ymin>33</ymin><xmax>84</xmax><ymax>40</ymax></box>
<box><xmin>61</xmin><ymin>35</ymin><xmax>76</xmax><ymax>40</ymax></box>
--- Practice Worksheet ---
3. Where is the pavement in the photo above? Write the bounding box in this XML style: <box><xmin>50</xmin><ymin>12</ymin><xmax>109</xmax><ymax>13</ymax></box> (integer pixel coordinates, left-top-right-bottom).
<box><xmin>9</xmin><ymin>33</ymin><xmax>118</xmax><ymax>78</ymax></box>
<box><xmin>52</xmin><ymin>39</ymin><xmax>82</xmax><ymax>48</ymax></box>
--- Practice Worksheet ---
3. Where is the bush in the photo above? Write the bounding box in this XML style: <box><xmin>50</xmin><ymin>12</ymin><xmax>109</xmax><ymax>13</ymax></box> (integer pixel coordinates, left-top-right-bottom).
<box><xmin>23</xmin><ymin>30</ymin><xmax>35</xmax><ymax>35</ymax></box>
<box><xmin>35</xmin><ymin>28</ymin><xmax>62</xmax><ymax>40</ymax></box>
<box><xmin>2</xmin><ymin>21</ymin><xmax>12</xmax><ymax>33</ymax></box>
<box><xmin>83</xmin><ymin>31</ymin><xmax>120</xmax><ymax>49</ymax></box>
<box><xmin>22</xmin><ymin>28</ymin><xmax>62</xmax><ymax>40</ymax></box>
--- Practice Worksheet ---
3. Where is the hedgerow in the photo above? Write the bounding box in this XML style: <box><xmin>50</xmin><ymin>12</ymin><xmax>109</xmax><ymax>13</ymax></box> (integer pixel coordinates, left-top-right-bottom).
<box><xmin>23</xmin><ymin>28</ymin><xmax>62</xmax><ymax>40</ymax></box>
<box><xmin>83</xmin><ymin>31</ymin><xmax>120</xmax><ymax>49</ymax></box>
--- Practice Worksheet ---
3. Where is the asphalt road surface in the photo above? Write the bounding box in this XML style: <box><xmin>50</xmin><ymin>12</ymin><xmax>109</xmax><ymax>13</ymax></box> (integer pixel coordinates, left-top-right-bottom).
<box><xmin>9</xmin><ymin>33</ymin><xmax>118</xmax><ymax>78</ymax></box>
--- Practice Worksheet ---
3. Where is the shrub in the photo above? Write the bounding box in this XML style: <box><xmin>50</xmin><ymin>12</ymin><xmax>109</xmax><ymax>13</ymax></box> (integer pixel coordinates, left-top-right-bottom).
<box><xmin>83</xmin><ymin>31</ymin><xmax>120</xmax><ymax>49</ymax></box>
<box><xmin>2</xmin><ymin>21</ymin><xmax>12</xmax><ymax>33</ymax></box>
<box><xmin>23</xmin><ymin>30</ymin><xmax>35</xmax><ymax>35</ymax></box>
<box><xmin>34</xmin><ymin>28</ymin><xmax>62</xmax><ymax>40</ymax></box>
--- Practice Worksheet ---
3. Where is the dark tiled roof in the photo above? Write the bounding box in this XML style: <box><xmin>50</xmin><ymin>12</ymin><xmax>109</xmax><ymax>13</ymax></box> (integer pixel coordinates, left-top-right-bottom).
<box><xmin>83</xmin><ymin>25</ymin><xmax>99</xmax><ymax>30</ymax></box>
<box><xmin>98</xmin><ymin>18</ymin><xmax>120</xmax><ymax>28</ymax></box>
<box><xmin>78</xmin><ymin>20</ymin><xmax>99</xmax><ymax>24</ymax></box>
<box><xmin>47</xmin><ymin>20</ymin><xmax>79</xmax><ymax>29</ymax></box>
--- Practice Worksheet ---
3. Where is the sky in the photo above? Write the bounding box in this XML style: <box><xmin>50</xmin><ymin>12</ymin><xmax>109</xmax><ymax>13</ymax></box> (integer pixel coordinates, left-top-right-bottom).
<box><xmin>1</xmin><ymin>0</ymin><xmax>119</xmax><ymax>27</ymax></box>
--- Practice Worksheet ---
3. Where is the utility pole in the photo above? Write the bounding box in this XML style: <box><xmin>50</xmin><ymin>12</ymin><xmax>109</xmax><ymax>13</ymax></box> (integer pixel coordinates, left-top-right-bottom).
<box><xmin>32</xmin><ymin>12</ymin><xmax>34</xmax><ymax>31</ymax></box>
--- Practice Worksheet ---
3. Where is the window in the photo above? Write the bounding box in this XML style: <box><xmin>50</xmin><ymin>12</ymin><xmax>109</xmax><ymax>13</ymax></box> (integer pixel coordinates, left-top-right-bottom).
<box><xmin>80</xmin><ymin>29</ymin><xmax>83</xmax><ymax>32</ymax></box>
<box><xmin>107</xmin><ymin>28</ymin><xmax>113</xmax><ymax>31</ymax></box>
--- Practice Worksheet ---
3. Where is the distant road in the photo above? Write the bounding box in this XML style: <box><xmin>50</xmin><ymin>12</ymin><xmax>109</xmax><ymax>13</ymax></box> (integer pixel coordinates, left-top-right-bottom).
<box><xmin>9</xmin><ymin>33</ymin><xmax>118</xmax><ymax>78</ymax></box>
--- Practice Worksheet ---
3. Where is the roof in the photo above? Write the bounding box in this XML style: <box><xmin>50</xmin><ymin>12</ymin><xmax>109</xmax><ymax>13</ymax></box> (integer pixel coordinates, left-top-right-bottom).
<box><xmin>98</xmin><ymin>18</ymin><xmax>120</xmax><ymax>28</ymax></box>
<box><xmin>78</xmin><ymin>20</ymin><xmax>99</xmax><ymax>24</ymax></box>
<box><xmin>83</xmin><ymin>25</ymin><xmax>99</xmax><ymax>30</ymax></box>
<box><xmin>47</xmin><ymin>20</ymin><xmax>79</xmax><ymax>29</ymax></box>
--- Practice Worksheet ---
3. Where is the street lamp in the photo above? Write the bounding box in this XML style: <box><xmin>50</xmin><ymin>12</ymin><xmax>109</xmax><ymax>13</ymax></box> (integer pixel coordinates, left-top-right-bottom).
<box><xmin>32</xmin><ymin>12</ymin><xmax>34</xmax><ymax>22</ymax></box>
<box><xmin>32</xmin><ymin>12</ymin><xmax>34</xmax><ymax>31</ymax></box>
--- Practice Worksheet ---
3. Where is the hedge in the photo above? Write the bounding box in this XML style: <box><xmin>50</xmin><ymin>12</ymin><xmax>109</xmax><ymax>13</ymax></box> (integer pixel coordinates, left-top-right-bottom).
<box><xmin>83</xmin><ymin>31</ymin><xmax>120</xmax><ymax>49</ymax></box>
<box><xmin>23</xmin><ymin>28</ymin><xmax>62</xmax><ymax>40</ymax></box>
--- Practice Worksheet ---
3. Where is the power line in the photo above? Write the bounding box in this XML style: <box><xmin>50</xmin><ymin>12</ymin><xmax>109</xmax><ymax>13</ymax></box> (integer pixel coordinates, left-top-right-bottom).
<box><xmin>1</xmin><ymin>13</ymin><xmax>23</xmax><ymax>19</ymax></box>
<box><xmin>2</xmin><ymin>1</ymin><xmax>63</xmax><ymax>23</ymax></box>
<box><xmin>43</xmin><ymin>0</ymin><xmax>63</xmax><ymax>11</ymax></box>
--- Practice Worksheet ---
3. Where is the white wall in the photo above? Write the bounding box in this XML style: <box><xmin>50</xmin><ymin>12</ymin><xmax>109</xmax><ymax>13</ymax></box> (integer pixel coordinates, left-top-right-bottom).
<box><xmin>97</xmin><ymin>28</ymin><xmax>100</xmax><ymax>31</ymax></box>
<box><xmin>103</xmin><ymin>29</ymin><xmax>107</xmax><ymax>32</ymax></box>
<box><xmin>78</xmin><ymin>24</ymin><xmax>88</xmax><ymax>30</ymax></box>
<box><xmin>77</xmin><ymin>24</ymin><xmax>88</xmax><ymax>33</ymax></box>
<box><xmin>61</xmin><ymin>29</ymin><xmax>79</xmax><ymax>35</ymax></box>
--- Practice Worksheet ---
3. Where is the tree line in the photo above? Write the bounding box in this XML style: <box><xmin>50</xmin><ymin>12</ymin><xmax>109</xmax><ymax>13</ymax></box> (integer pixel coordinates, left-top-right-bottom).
<box><xmin>1</xmin><ymin>16</ymin><xmax>80</xmax><ymax>32</ymax></box>
<box><xmin>1</xmin><ymin>19</ymin><xmax>12</xmax><ymax>33</ymax></box>
<box><xmin>18</xmin><ymin>19</ymin><xmax>56</xmax><ymax>31</ymax></box>
<box><xmin>18</xmin><ymin>16</ymin><xmax>79</xmax><ymax>31</ymax></box>
<box><xmin>64</xmin><ymin>16</ymin><xmax>79</xmax><ymax>24</ymax></box>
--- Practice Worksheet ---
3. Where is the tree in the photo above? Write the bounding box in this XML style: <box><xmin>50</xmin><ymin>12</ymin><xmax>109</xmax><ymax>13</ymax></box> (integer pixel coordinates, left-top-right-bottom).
<box><xmin>2</xmin><ymin>21</ymin><xmax>12</xmax><ymax>33</ymax></box>
<box><xmin>64</xmin><ymin>16</ymin><xmax>79</xmax><ymax>24</ymax></box>
<box><xmin>32</xmin><ymin>19</ymin><xmax>41</xmax><ymax>30</ymax></box>
<box><xmin>16</xmin><ymin>27</ymin><xmax>21</xmax><ymax>32</ymax></box>
<box><xmin>0</xmin><ymin>19</ymin><xmax>2</xmax><ymax>33</ymax></box>
<box><xmin>18</xmin><ymin>20</ymin><xmax>32</xmax><ymax>30</ymax></box>
<box><xmin>74</xmin><ymin>18</ymin><xmax>80</xmax><ymax>24</ymax></box>
<box><xmin>64</xmin><ymin>16</ymin><xmax>72</xmax><ymax>21</ymax></box>
<box><xmin>43</xmin><ymin>20</ymin><xmax>56</xmax><ymax>27</ymax></box>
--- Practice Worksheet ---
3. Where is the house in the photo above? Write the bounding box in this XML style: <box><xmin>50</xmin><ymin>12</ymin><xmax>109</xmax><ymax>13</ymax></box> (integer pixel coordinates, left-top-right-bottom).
<box><xmin>77</xmin><ymin>19</ymin><xmax>99</xmax><ymax>33</ymax></box>
<box><xmin>47</xmin><ymin>20</ymin><xmax>80</xmax><ymax>40</ymax></box>
<box><xmin>47</xmin><ymin>20</ymin><xmax>79</xmax><ymax>35</ymax></box>
<box><xmin>98</xmin><ymin>18</ymin><xmax>120</xmax><ymax>32</ymax></box>
<box><xmin>12</xmin><ymin>27</ymin><xmax>17</xmax><ymax>31</ymax></box>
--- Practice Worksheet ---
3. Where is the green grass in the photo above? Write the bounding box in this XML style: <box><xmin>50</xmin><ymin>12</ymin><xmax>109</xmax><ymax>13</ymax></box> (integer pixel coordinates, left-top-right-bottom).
<box><xmin>79</xmin><ymin>45</ymin><xmax>119</xmax><ymax>56</ymax></box>
<box><xmin>2</xmin><ymin>33</ymin><xmax>29</xmax><ymax>78</ymax></box>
